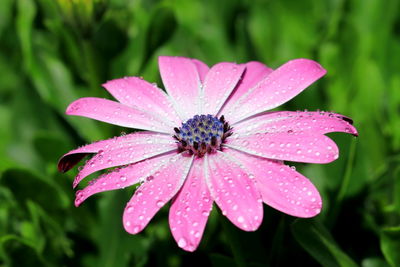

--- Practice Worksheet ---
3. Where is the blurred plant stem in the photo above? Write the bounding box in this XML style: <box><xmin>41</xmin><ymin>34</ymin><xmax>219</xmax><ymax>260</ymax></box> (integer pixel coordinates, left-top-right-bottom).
<box><xmin>220</xmin><ymin>214</ymin><xmax>247</xmax><ymax>267</ymax></box>
<box><xmin>328</xmin><ymin>138</ymin><xmax>358</xmax><ymax>228</ymax></box>
<box><xmin>81</xmin><ymin>38</ymin><xmax>101</xmax><ymax>94</ymax></box>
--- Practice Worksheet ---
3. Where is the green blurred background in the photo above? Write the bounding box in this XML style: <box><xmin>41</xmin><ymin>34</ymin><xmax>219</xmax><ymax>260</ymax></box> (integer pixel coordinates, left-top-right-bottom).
<box><xmin>0</xmin><ymin>0</ymin><xmax>399</xmax><ymax>266</ymax></box>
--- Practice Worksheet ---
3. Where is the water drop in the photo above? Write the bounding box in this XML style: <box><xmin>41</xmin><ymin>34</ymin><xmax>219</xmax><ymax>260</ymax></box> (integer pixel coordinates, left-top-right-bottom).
<box><xmin>202</xmin><ymin>210</ymin><xmax>210</xmax><ymax>217</ymax></box>
<box><xmin>156</xmin><ymin>200</ymin><xmax>165</xmax><ymax>207</ymax></box>
<box><xmin>269</xmin><ymin>142</ymin><xmax>275</xmax><ymax>148</ymax></box>
<box><xmin>133</xmin><ymin>226</ymin><xmax>140</xmax><ymax>233</ymax></box>
<box><xmin>178</xmin><ymin>238</ymin><xmax>187</xmax><ymax>248</ymax></box>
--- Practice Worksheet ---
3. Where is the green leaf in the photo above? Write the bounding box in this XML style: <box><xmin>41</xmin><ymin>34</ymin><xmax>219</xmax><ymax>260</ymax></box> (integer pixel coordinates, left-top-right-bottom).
<box><xmin>0</xmin><ymin>106</ymin><xmax>16</xmax><ymax>172</ymax></box>
<box><xmin>0</xmin><ymin>0</ymin><xmax>13</xmax><ymax>37</ymax></box>
<box><xmin>0</xmin><ymin>168</ymin><xmax>64</xmax><ymax>213</ymax></box>
<box><xmin>291</xmin><ymin>219</ymin><xmax>358</xmax><ymax>267</ymax></box>
<box><xmin>380</xmin><ymin>227</ymin><xmax>400</xmax><ymax>267</ymax></box>
<box><xmin>16</xmin><ymin>0</ymin><xmax>36</xmax><ymax>70</ymax></box>
<box><xmin>16</xmin><ymin>0</ymin><xmax>104</xmax><ymax>142</ymax></box>
<box><xmin>33</xmin><ymin>132</ymin><xmax>70</xmax><ymax>163</ymax></box>
<box><xmin>26</xmin><ymin>201</ymin><xmax>73</xmax><ymax>260</ymax></box>
<box><xmin>142</xmin><ymin>7</ymin><xmax>177</xmax><ymax>69</ymax></box>
<box><xmin>92</xmin><ymin>191</ymin><xmax>150</xmax><ymax>267</ymax></box>
<box><xmin>0</xmin><ymin>235</ymin><xmax>46</xmax><ymax>266</ymax></box>
<box><xmin>361</xmin><ymin>257</ymin><xmax>390</xmax><ymax>267</ymax></box>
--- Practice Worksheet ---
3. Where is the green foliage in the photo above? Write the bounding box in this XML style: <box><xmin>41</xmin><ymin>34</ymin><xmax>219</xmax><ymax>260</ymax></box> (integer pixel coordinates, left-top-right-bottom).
<box><xmin>292</xmin><ymin>219</ymin><xmax>358</xmax><ymax>267</ymax></box>
<box><xmin>380</xmin><ymin>227</ymin><xmax>400</xmax><ymax>267</ymax></box>
<box><xmin>0</xmin><ymin>0</ymin><xmax>399</xmax><ymax>266</ymax></box>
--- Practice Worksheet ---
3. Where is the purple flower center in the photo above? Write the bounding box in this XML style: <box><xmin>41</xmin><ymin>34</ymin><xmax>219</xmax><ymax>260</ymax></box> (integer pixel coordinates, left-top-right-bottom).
<box><xmin>173</xmin><ymin>114</ymin><xmax>232</xmax><ymax>156</ymax></box>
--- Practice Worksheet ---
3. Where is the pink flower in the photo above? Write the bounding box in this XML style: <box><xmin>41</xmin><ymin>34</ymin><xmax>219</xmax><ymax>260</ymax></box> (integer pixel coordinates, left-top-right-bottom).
<box><xmin>58</xmin><ymin>56</ymin><xmax>358</xmax><ymax>251</ymax></box>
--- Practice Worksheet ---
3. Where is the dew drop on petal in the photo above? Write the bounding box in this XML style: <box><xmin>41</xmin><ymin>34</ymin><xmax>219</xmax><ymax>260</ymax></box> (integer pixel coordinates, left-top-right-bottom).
<box><xmin>241</xmin><ymin>140</ymin><xmax>249</xmax><ymax>147</ymax></box>
<box><xmin>133</xmin><ymin>225</ymin><xmax>140</xmax><ymax>233</ymax></box>
<box><xmin>178</xmin><ymin>237</ymin><xmax>187</xmax><ymax>248</ymax></box>
<box><xmin>156</xmin><ymin>200</ymin><xmax>165</xmax><ymax>207</ymax></box>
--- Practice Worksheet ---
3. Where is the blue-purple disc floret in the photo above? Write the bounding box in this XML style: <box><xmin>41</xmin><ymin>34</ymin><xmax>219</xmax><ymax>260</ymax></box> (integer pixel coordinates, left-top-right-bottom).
<box><xmin>173</xmin><ymin>114</ymin><xmax>232</xmax><ymax>156</ymax></box>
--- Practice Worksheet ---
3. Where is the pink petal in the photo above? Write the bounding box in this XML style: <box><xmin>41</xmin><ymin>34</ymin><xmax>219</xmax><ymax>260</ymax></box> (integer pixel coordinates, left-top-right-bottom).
<box><xmin>201</xmin><ymin>63</ymin><xmax>245</xmax><ymax>115</ymax></box>
<box><xmin>226</xmin><ymin>148</ymin><xmax>322</xmax><ymax>217</ymax></box>
<box><xmin>123</xmin><ymin>153</ymin><xmax>194</xmax><ymax>235</ymax></box>
<box><xmin>219</xmin><ymin>61</ymin><xmax>273</xmax><ymax>118</ymax></box>
<box><xmin>159</xmin><ymin>56</ymin><xmax>202</xmax><ymax>120</ymax></box>
<box><xmin>225</xmin><ymin>132</ymin><xmax>339</xmax><ymax>164</ymax></box>
<box><xmin>226</xmin><ymin>59</ymin><xmax>327</xmax><ymax>124</ymax></box>
<box><xmin>75</xmin><ymin>152</ymin><xmax>175</xmax><ymax>206</ymax></box>
<box><xmin>58</xmin><ymin>132</ymin><xmax>172</xmax><ymax>173</ymax></box>
<box><xmin>205</xmin><ymin>152</ymin><xmax>263</xmax><ymax>231</ymax></box>
<box><xmin>191</xmin><ymin>59</ymin><xmax>209</xmax><ymax>83</ymax></box>
<box><xmin>66</xmin><ymin>97</ymin><xmax>173</xmax><ymax>133</ymax></box>
<box><xmin>234</xmin><ymin>111</ymin><xmax>358</xmax><ymax>136</ymax></box>
<box><xmin>102</xmin><ymin>77</ymin><xmax>181</xmax><ymax>126</ymax></box>
<box><xmin>73</xmin><ymin>135</ymin><xmax>177</xmax><ymax>187</ymax></box>
<box><xmin>169</xmin><ymin>157</ymin><xmax>213</xmax><ymax>252</ymax></box>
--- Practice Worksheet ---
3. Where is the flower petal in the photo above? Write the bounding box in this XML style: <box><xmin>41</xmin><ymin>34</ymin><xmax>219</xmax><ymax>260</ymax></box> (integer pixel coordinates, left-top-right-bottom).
<box><xmin>219</xmin><ymin>61</ymin><xmax>273</xmax><ymax>118</ymax></box>
<box><xmin>225</xmin><ymin>132</ymin><xmax>339</xmax><ymax>164</ymax></box>
<box><xmin>226</xmin><ymin>59</ymin><xmax>326</xmax><ymax>124</ymax></box>
<box><xmin>66</xmin><ymin>97</ymin><xmax>173</xmax><ymax>133</ymax></box>
<box><xmin>226</xmin><ymin>148</ymin><xmax>322</xmax><ymax>217</ymax></box>
<box><xmin>159</xmin><ymin>56</ymin><xmax>202</xmax><ymax>120</ymax></box>
<box><xmin>191</xmin><ymin>59</ymin><xmax>209</xmax><ymax>82</ymax></box>
<box><xmin>58</xmin><ymin>132</ymin><xmax>172</xmax><ymax>173</ymax></box>
<box><xmin>169</xmin><ymin>157</ymin><xmax>212</xmax><ymax>252</ymax></box>
<box><xmin>234</xmin><ymin>111</ymin><xmax>358</xmax><ymax>136</ymax></box>
<box><xmin>201</xmin><ymin>63</ymin><xmax>245</xmax><ymax>115</ymax></box>
<box><xmin>73</xmin><ymin>135</ymin><xmax>177</xmax><ymax>187</ymax></box>
<box><xmin>74</xmin><ymin>152</ymin><xmax>175</xmax><ymax>206</ymax></box>
<box><xmin>123</xmin><ymin>153</ymin><xmax>194</xmax><ymax>235</ymax></box>
<box><xmin>205</xmin><ymin>152</ymin><xmax>263</xmax><ymax>231</ymax></box>
<box><xmin>103</xmin><ymin>77</ymin><xmax>181</xmax><ymax>125</ymax></box>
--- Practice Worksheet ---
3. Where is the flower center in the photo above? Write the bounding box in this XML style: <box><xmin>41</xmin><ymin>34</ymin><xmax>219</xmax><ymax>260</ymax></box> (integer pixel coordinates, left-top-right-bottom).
<box><xmin>173</xmin><ymin>114</ymin><xmax>232</xmax><ymax>157</ymax></box>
